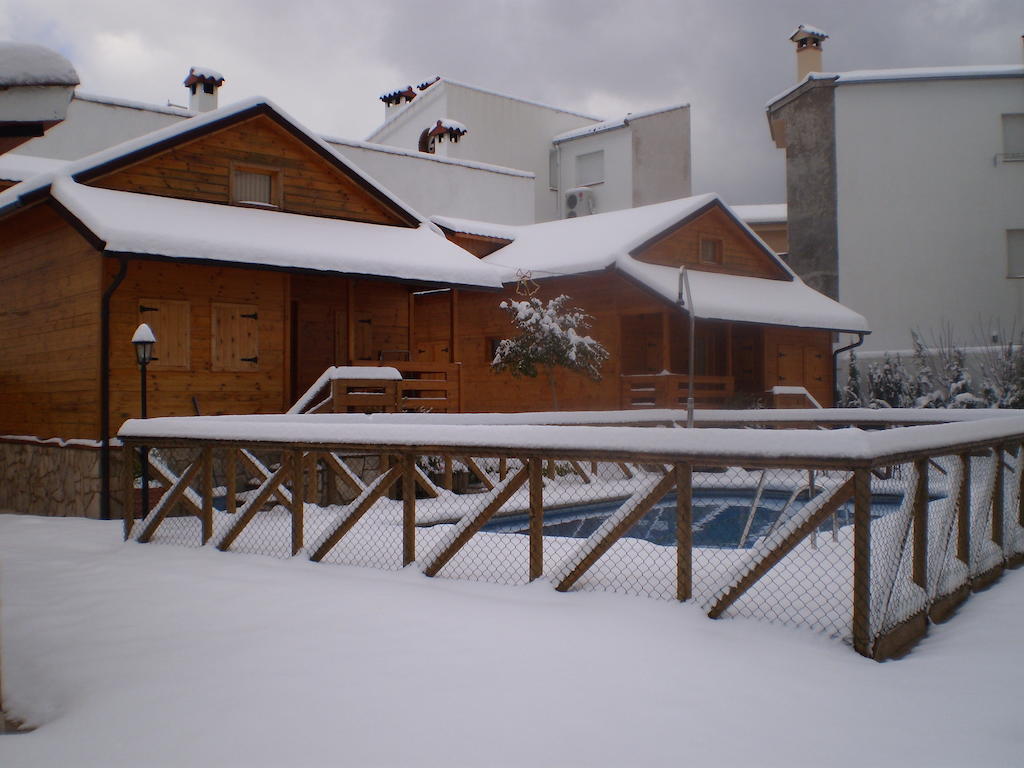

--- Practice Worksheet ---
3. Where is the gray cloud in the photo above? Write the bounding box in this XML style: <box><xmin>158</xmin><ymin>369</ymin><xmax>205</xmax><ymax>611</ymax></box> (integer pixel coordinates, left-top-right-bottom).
<box><xmin>2</xmin><ymin>0</ymin><xmax>1023</xmax><ymax>204</ymax></box>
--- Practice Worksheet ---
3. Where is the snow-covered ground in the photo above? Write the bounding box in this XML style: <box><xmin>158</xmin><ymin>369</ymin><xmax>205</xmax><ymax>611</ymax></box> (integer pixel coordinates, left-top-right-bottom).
<box><xmin>2</xmin><ymin>515</ymin><xmax>1023</xmax><ymax>767</ymax></box>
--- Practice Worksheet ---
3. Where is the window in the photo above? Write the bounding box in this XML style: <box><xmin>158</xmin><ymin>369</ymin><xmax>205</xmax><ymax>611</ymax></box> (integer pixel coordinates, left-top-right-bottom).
<box><xmin>138</xmin><ymin>298</ymin><xmax>190</xmax><ymax>370</ymax></box>
<box><xmin>1002</xmin><ymin>114</ymin><xmax>1024</xmax><ymax>158</ymax></box>
<box><xmin>548</xmin><ymin>149</ymin><xmax>559</xmax><ymax>191</ymax></box>
<box><xmin>699</xmin><ymin>237</ymin><xmax>723</xmax><ymax>265</ymax></box>
<box><xmin>211</xmin><ymin>302</ymin><xmax>259</xmax><ymax>371</ymax></box>
<box><xmin>1007</xmin><ymin>230</ymin><xmax>1024</xmax><ymax>277</ymax></box>
<box><xmin>230</xmin><ymin>164</ymin><xmax>281</xmax><ymax>208</ymax></box>
<box><xmin>575</xmin><ymin>150</ymin><xmax>604</xmax><ymax>187</ymax></box>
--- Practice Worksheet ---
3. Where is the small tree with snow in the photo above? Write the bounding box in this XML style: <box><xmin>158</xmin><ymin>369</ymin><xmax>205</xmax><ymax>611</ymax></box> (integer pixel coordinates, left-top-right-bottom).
<box><xmin>491</xmin><ymin>295</ymin><xmax>608</xmax><ymax>409</ymax></box>
<box><xmin>867</xmin><ymin>354</ymin><xmax>913</xmax><ymax>408</ymax></box>
<box><xmin>840</xmin><ymin>350</ymin><xmax>865</xmax><ymax>407</ymax></box>
<box><xmin>912</xmin><ymin>328</ymin><xmax>982</xmax><ymax>408</ymax></box>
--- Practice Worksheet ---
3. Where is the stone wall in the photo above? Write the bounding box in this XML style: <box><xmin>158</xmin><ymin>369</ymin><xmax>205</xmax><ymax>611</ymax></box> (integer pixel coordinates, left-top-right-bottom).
<box><xmin>0</xmin><ymin>438</ymin><xmax>125</xmax><ymax>518</ymax></box>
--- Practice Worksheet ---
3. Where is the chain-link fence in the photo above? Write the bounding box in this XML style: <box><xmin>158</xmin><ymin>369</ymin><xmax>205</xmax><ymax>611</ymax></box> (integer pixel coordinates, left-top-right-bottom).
<box><xmin>121</xmin><ymin>415</ymin><xmax>1024</xmax><ymax>660</ymax></box>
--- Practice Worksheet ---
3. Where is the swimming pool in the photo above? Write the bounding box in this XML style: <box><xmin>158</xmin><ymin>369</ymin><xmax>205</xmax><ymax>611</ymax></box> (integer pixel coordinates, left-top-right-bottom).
<box><xmin>481</xmin><ymin>488</ymin><xmax>911</xmax><ymax>549</ymax></box>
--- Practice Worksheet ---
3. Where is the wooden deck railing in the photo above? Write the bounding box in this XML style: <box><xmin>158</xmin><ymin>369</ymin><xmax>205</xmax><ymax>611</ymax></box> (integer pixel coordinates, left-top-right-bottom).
<box><xmin>291</xmin><ymin>362</ymin><xmax>462</xmax><ymax>415</ymax></box>
<box><xmin>119</xmin><ymin>409</ymin><xmax>1024</xmax><ymax>661</ymax></box>
<box><xmin>620</xmin><ymin>374</ymin><xmax>734</xmax><ymax>409</ymax></box>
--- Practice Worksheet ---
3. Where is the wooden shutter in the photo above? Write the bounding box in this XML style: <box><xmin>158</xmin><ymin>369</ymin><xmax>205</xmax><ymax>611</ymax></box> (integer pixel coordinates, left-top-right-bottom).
<box><xmin>211</xmin><ymin>302</ymin><xmax>259</xmax><ymax>371</ymax></box>
<box><xmin>139</xmin><ymin>298</ymin><xmax>190</xmax><ymax>370</ymax></box>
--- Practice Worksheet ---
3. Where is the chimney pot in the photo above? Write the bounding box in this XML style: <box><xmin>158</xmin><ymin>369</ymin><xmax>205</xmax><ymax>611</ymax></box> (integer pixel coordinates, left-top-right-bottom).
<box><xmin>184</xmin><ymin>66</ymin><xmax>225</xmax><ymax>112</ymax></box>
<box><xmin>790</xmin><ymin>24</ymin><xmax>829</xmax><ymax>82</ymax></box>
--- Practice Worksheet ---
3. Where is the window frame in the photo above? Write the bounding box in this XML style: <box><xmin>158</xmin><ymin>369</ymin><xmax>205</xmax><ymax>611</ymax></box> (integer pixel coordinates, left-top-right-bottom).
<box><xmin>229</xmin><ymin>161</ymin><xmax>282</xmax><ymax>209</ymax></box>
<box><xmin>1007</xmin><ymin>229</ymin><xmax>1024</xmax><ymax>278</ymax></box>
<box><xmin>574</xmin><ymin>149</ymin><xmax>605</xmax><ymax>187</ymax></box>
<box><xmin>698</xmin><ymin>237</ymin><xmax>724</xmax><ymax>266</ymax></box>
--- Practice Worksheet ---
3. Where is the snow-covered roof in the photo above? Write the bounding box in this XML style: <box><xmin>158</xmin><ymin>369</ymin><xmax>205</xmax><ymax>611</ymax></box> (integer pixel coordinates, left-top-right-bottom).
<box><xmin>460</xmin><ymin>195</ymin><xmax>865</xmax><ymax>333</ymax></box>
<box><xmin>74</xmin><ymin>91</ymin><xmax>193</xmax><ymax>117</ymax></box>
<box><xmin>0</xmin><ymin>153</ymin><xmax>66</xmax><ymax>182</ymax></box>
<box><xmin>367</xmin><ymin>75</ymin><xmax>602</xmax><ymax>142</ymax></box>
<box><xmin>431</xmin><ymin>215</ymin><xmax>517</xmax><ymax>241</ymax></box>
<box><xmin>732</xmin><ymin>203</ymin><xmax>787</xmax><ymax>225</ymax></box>
<box><xmin>552</xmin><ymin>103</ymin><xmax>689</xmax><ymax>144</ymax></box>
<box><xmin>768</xmin><ymin>65</ymin><xmax>1024</xmax><ymax>109</ymax></box>
<box><xmin>790</xmin><ymin>24</ymin><xmax>828</xmax><ymax>41</ymax></box>
<box><xmin>0</xmin><ymin>42</ymin><xmax>79</xmax><ymax>87</ymax></box>
<box><xmin>48</xmin><ymin>178</ymin><xmax>503</xmax><ymax>289</ymax></box>
<box><xmin>0</xmin><ymin>96</ymin><xmax>425</xmax><ymax>227</ymax></box>
<box><xmin>324</xmin><ymin>135</ymin><xmax>533</xmax><ymax>178</ymax></box>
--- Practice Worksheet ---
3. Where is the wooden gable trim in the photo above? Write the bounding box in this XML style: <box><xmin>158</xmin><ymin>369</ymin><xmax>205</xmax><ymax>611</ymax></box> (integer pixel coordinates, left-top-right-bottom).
<box><xmin>628</xmin><ymin>200</ymin><xmax>792</xmax><ymax>282</ymax></box>
<box><xmin>438</xmin><ymin>227</ymin><xmax>513</xmax><ymax>259</ymax></box>
<box><xmin>72</xmin><ymin>102</ymin><xmax>421</xmax><ymax>229</ymax></box>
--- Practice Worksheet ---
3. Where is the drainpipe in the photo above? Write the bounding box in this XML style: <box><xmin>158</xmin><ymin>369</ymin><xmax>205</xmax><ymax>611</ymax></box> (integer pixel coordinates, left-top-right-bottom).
<box><xmin>100</xmin><ymin>255</ymin><xmax>129</xmax><ymax>520</ymax></box>
<box><xmin>832</xmin><ymin>331</ymin><xmax>866</xmax><ymax>405</ymax></box>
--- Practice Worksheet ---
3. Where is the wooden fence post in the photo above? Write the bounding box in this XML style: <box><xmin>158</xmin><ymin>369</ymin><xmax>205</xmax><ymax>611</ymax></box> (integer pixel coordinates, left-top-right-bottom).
<box><xmin>443</xmin><ymin>455</ymin><xmax>453</xmax><ymax>491</ymax></box>
<box><xmin>201</xmin><ymin>446</ymin><xmax>214</xmax><ymax>545</ymax></box>
<box><xmin>912</xmin><ymin>457</ymin><xmax>928</xmax><ymax>589</ymax></box>
<box><xmin>529</xmin><ymin>458</ymin><xmax>543</xmax><ymax>582</ymax></box>
<box><xmin>403</xmin><ymin>454</ymin><xmax>416</xmax><ymax>566</ymax></box>
<box><xmin>853</xmin><ymin>468</ymin><xmax>872</xmax><ymax>657</ymax></box>
<box><xmin>992</xmin><ymin>445</ymin><xmax>1005</xmax><ymax>550</ymax></box>
<box><xmin>290</xmin><ymin>449</ymin><xmax>304</xmax><ymax>556</ymax></box>
<box><xmin>676</xmin><ymin>462</ymin><xmax>692</xmax><ymax>602</ymax></box>
<box><xmin>225</xmin><ymin>447</ymin><xmax>237</xmax><ymax>517</ymax></box>
<box><xmin>957</xmin><ymin>453</ymin><xmax>971</xmax><ymax>566</ymax></box>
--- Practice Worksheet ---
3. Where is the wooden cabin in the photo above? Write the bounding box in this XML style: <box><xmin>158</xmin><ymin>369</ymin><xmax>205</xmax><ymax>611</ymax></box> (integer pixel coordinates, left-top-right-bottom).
<box><xmin>0</xmin><ymin>97</ymin><xmax>499</xmax><ymax>516</ymax></box>
<box><xmin>426</xmin><ymin>197</ymin><xmax>868</xmax><ymax>412</ymax></box>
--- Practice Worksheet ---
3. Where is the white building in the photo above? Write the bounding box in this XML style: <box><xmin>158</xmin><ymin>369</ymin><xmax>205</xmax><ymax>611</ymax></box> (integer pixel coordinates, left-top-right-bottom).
<box><xmin>368</xmin><ymin>77</ymin><xmax>691</xmax><ymax>222</ymax></box>
<box><xmin>767</xmin><ymin>27</ymin><xmax>1024</xmax><ymax>354</ymax></box>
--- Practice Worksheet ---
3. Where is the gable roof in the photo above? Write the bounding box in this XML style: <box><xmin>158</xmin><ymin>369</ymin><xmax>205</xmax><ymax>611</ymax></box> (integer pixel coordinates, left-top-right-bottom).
<box><xmin>47</xmin><ymin>178</ymin><xmax>503</xmax><ymax>289</ymax></box>
<box><xmin>366</xmin><ymin>76</ymin><xmax>602</xmax><ymax>142</ymax></box>
<box><xmin>433</xmin><ymin>197</ymin><xmax>868</xmax><ymax>333</ymax></box>
<box><xmin>0</xmin><ymin>96</ymin><xmax>423</xmax><ymax>227</ymax></box>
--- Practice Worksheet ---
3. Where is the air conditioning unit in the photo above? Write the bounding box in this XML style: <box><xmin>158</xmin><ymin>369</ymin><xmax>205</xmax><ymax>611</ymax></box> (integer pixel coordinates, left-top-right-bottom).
<box><xmin>564</xmin><ymin>187</ymin><xmax>596</xmax><ymax>218</ymax></box>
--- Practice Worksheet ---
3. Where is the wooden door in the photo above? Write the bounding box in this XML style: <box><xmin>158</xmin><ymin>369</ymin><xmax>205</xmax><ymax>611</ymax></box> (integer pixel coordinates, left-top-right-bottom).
<box><xmin>620</xmin><ymin>314</ymin><xmax>662</xmax><ymax>374</ymax></box>
<box><xmin>291</xmin><ymin>300</ymin><xmax>337</xmax><ymax>403</ymax></box>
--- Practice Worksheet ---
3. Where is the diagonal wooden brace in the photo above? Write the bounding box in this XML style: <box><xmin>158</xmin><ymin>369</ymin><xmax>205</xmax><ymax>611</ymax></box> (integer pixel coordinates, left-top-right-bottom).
<box><xmin>137</xmin><ymin>459</ymin><xmax>203</xmax><ymax>543</ymax></box>
<box><xmin>422</xmin><ymin>465</ymin><xmax>530</xmax><ymax>577</ymax></box>
<box><xmin>310</xmin><ymin>464</ymin><xmax>403</xmax><ymax>562</ymax></box>
<box><xmin>217</xmin><ymin>462</ymin><xmax>291</xmax><ymax>552</ymax></box>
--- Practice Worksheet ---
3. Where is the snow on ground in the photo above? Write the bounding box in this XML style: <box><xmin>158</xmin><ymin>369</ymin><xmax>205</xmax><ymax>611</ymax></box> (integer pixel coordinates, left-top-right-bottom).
<box><xmin>2</xmin><ymin>514</ymin><xmax>1023</xmax><ymax>767</ymax></box>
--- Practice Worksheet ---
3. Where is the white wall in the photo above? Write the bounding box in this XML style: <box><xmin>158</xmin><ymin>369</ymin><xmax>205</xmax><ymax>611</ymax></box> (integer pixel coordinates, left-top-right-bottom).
<box><xmin>12</xmin><ymin>95</ymin><xmax>189</xmax><ymax>160</ymax></box>
<box><xmin>555</xmin><ymin>127</ymin><xmax>634</xmax><ymax>218</ymax></box>
<box><xmin>835</xmin><ymin>77</ymin><xmax>1024</xmax><ymax>353</ymax></box>
<box><xmin>330</xmin><ymin>140</ymin><xmax>534</xmax><ymax>224</ymax></box>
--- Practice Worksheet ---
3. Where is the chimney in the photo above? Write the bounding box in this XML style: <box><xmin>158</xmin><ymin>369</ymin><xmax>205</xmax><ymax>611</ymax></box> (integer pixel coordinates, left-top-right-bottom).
<box><xmin>790</xmin><ymin>24</ymin><xmax>829</xmax><ymax>81</ymax></box>
<box><xmin>184</xmin><ymin>67</ymin><xmax>225</xmax><ymax>112</ymax></box>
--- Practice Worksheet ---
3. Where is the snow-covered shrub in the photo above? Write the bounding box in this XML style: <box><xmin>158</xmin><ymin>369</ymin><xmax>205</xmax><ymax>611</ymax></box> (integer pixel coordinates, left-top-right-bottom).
<box><xmin>979</xmin><ymin>331</ymin><xmax>1024</xmax><ymax>408</ymax></box>
<box><xmin>911</xmin><ymin>329</ymin><xmax>982</xmax><ymax>408</ymax></box>
<box><xmin>491</xmin><ymin>294</ymin><xmax>608</xmax><ymax>409</ymax></box>
<box><xmin>866</xmin><ymin>354</ymin><xmax>913</xmax><ymax>408</ymax></box>
<box><xmin>840</xmin><ymin>350</ymin><xmax>865</xmax><ymax>407</ymax></box>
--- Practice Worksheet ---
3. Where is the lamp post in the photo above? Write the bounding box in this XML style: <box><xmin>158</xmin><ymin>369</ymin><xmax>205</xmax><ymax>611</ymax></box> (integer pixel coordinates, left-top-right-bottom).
<box><xmin>132</xmin><ymin>323</ymin><xmax>156</xmax><ymax>516</ymax></box>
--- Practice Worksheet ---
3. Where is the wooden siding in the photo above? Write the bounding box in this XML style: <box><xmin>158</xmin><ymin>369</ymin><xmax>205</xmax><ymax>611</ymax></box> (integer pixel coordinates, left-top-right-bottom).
<box><xmin>0</xmin><ymin>205</ymin><xmax>102</xmax><ymax>438</ymax></box>
<box><xmin>634</xmin><ymin>207</ymin><xmax>790</xmax><ymax>280</ymax></box>
<box><xmin>90</xmin><ymin>114</ymin><xmax>407</xmax><ymax>226</ymax></box>
<box><xmin>107</xmin><ymin>259</ymin><xmax>289</xmax><ymax>434</ymax></box>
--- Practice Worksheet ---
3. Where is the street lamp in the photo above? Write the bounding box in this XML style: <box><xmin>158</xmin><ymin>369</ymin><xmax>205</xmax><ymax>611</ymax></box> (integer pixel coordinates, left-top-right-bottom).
<box><xmin>677</xmin><ymin>267</ymin><xmax>696</xmax><ymax>429</ymax></box>
<box><xmin>132</xmin><ymin>323</ymin><xmax>156</xmax><ymax>516</ymax></box>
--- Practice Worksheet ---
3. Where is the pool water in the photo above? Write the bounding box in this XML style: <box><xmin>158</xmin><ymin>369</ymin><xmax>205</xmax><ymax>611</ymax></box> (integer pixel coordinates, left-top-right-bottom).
<box><xmin>481</xmin><ymin>489</ymin><xmax>911</xmax><ymax>549</ymax></box>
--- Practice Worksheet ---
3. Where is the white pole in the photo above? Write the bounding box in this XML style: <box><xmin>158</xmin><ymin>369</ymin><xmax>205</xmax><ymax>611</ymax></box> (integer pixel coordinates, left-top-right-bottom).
<box><xmin>678</xmin><ymin>266</ymin><xmax>696</xmax><ymax>428</ymax></box>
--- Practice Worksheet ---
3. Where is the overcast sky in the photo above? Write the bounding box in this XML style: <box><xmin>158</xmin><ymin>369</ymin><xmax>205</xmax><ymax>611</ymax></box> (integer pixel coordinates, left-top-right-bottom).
<box><xmin>3</xmin><ymin>0</ymin><xmax>1024</xmax><ymax>203</ymax></box>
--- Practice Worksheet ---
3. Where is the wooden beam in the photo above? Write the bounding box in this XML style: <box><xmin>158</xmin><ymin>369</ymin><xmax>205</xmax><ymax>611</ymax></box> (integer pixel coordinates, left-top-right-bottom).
<box><xmin>290</xmin><ymin>449</ymin><xmax>304</xmax><ymax>556</ymax></box>
<box><xmin>462</xmin><ymin>456</ymin><xmax>495</xmax><ymax>491</ymax></box>
<box><xmin>310</xmin><ymin>464</ymin><xmax>402</xmax><ymax>562</ymax></box>
<box><xmin>321</xmin><ymin>451</ymin><xmax>367</xmax><ymax>494</ymax></box>
<box><xmin>147</xmin><ymin>454</ymin><xmax>203</xmax><ymax>517</ymax></box>
<box><xmin>956</xmin><ymin>453</ymin><xmax>971</xmax><ymax>565</ymax></box>
<box><xmin>413</xmin><ymin>464</ymin><xmax>440</xmax><ymax>499</ymax></box>
<box><xmin>556</xmin><ymin>473</ymin><xmax>677</xmax><ymax>592</ymax></box>
<box><xmin>217</xmin><ymin>461</ymin><xmax>290</xmax><ymax>551</ymax></box>
<box><xmin>201</xmin><ymin>446</ymin><xmax>214</xmax><ymax>545</ymax></box>
<box><xmin>661</xmin><ymin>311</ymin><xmax>671</xmax><ymax>373</ymax></box>
<box><xmin>676</xmin><ymin>463</ymin><xmax>692</xmax><ymax>601</ymax></box>
<box><xmin>403</xmin><ymin>455</ymin><xmax>416</xmax><ymax>566</ymax></box>
<box><xmin>992</xmin><ymin>445</ymin><xmax>1005</xmax><ymax>549</ymax></box>
<box><xmin>912</xmin><ymin>457</ymin><xmax>928</xmax><ymax>588</ymax></box>
<box><xmin>225</xmin><ymin>447</ymin><xmax>237</xmax><ymax>516</ymax></box>
<box><xmin>568</xmin><ymin>460</ymin><xmax>591</xmax><ymax>485</ymax></box>
<box><xmin>408</xmin><ymin>291</ymin><xmax>415</xmax><ymax>360</ymax></box>
<box><xmin>346</xmin><ymin>279</ymin><xmax>356</xmax><ymax>365</ymax></box>
<box><xmin>529</xmin><ymin>458</ymin><xmax>543</xmax><ymax>581</ymax></box>
<box><xmin>423</xmin><ymin>465</ymin><xmax>530</xmax><ymax>577</ymax></box>
<box><xmin>137</xmin><ymin>459</ymin><xmax>202</xmax><ymax>544</ymax></box>
<box><xmin>852</xmin><ymin>469</ymin><xmax>872</xmax><ymax>657</ymax></box>
<box><xmin>449</xmin><ymin>288</ymin><xmax>459</xmax><ymax>363</ymax></box>
<box><xmin>708</xmin><ymin>477</ymin><xmax>856</xmax><ymax>619</ymax></box>
<box><xmin>240</xmin><ymin>449</ymin><xmax>292</xmax><ymax>505</ymax></box>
